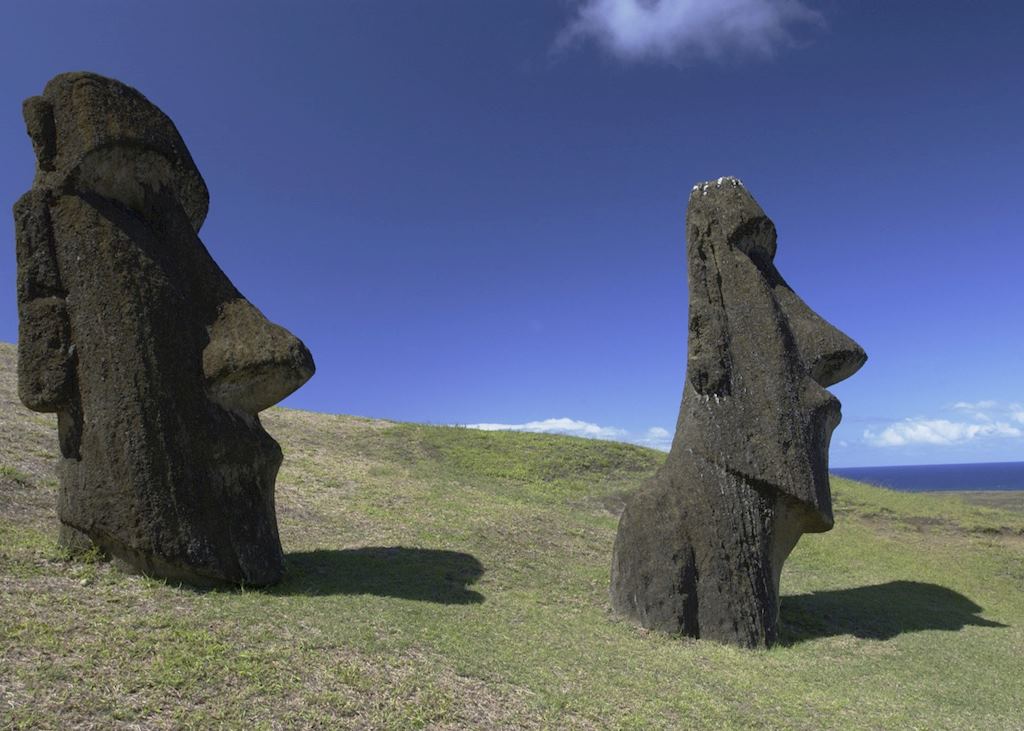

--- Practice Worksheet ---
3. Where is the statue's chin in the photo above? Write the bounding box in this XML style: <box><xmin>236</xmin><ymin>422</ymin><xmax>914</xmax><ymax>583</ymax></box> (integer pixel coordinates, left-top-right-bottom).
<box><xmin>804</xmin><ymin>400</ymin><xmax>842</xmax><ymax>533</ymax></box>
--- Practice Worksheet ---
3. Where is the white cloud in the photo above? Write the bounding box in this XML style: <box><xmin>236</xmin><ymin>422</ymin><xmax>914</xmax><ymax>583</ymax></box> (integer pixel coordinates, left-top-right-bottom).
<box><xmin>464</xmin><ymin>417</ymin><xmax>627</xmax><ymax>440</ymax></box>
<box><xmin>460</xmin><ymin>418</ymin><xmax>673</xmax><ymax>451</ymax></box>
<box><xmin>557</xmin><ymin>0</ymin><xmax>823</xmax><ymax>63</ymax></box>
<box><xmin>952</xmin><ymin>400</ymin><xmax>998</xmax><ymax>411</ymax></box>
<box><xmin>864</xmin><ymin>419</ymin><xmax>1022</xmax><ymax>448</ymax></box>
<box><xmin>636</xmin><ymin>426</ymin><xmax>673</xmax><ymax>451</ymax></box>
<box><xmin>950</xmin><ymin>400</ymin><xmax>1024</xmax><ymax>425</ymax></box>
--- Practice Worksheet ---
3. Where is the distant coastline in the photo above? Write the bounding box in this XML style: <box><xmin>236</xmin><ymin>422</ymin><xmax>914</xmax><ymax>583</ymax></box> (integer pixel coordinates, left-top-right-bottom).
<box><xmin>832</xmin><ymin>461</ymin><xmax>1024</xmax><ymax>492</ymax></box>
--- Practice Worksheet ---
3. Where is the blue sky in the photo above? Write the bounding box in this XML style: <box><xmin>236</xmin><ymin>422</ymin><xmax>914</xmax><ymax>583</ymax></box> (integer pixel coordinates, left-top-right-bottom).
<box><xmin>1</xmin><ymin>1</ymin><xmax>1021</xmax><ymax>467</ymax></box>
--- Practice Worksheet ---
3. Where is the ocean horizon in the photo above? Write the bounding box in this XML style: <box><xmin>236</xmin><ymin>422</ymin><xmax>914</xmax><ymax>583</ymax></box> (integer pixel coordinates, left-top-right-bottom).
<box><xmin>831</xmin><ymin>461</ymin><xmax>1024</xmax><ymax>492</ymax></box>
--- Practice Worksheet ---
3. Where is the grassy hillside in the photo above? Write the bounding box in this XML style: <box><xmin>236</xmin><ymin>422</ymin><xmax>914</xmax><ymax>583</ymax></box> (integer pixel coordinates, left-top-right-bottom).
<box><xmin>1</xmin><ymin>341</ymin><xmax>1022</xmax><ymax>730</ymax></box>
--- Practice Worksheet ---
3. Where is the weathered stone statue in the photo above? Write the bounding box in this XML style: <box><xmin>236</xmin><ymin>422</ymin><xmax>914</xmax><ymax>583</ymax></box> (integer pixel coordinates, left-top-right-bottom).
<box><xmin>610</xmin><ymin>177</ymin><xmax>866</xmax><ymax>647</ymax></box>
<box><xmin>14</xmin><ymin>72</ymin><xmax>314</xmax><ymax>586</ymax></box>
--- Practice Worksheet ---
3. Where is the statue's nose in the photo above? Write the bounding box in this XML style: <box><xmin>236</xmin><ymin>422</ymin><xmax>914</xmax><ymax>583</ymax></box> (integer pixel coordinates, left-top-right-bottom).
<box><xmin>772</xmin><ymin>280</ymin><xmax>867</xmax><ymax>388</ymax></box>
<box><xmin>202</xmin><ymin>298</ymin><xmax>315</xmax><ymax>415</ymax></box>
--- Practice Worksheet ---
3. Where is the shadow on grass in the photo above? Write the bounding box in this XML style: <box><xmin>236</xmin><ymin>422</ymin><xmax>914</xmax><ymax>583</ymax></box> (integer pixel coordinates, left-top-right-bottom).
<box><xmin>781</xmin><ymin>580</ymin><xmax>1006</xmax><ymax>644</ymax></box>
<box><xmin>274</xmin><ymin>546</ymin><xmax>485</xmax><ymax>604</ymax></box>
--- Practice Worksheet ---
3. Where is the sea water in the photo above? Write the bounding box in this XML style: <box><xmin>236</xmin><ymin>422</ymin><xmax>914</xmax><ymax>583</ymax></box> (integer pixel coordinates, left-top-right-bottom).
<box><xmin>831</xmin><ymin>461</ymin><xmax>1024</xmax><ymax>492</ymax></box>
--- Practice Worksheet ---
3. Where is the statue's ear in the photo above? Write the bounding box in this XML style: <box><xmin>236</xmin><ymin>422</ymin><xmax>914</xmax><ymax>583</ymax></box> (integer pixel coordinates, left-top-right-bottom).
<box><xmin>22</xmin><ymin>96</ymin><xmax>56</xmax><ymax>171</ymax></box>
<box><xmin>685</xmin><ymin>232</ymin><xmax>732</xmax><ymax>397</ymax></box>
<box><xmin>15</xmin><ymin>191</ymin><xmax>74</xmax><ymax>413</ymax></box>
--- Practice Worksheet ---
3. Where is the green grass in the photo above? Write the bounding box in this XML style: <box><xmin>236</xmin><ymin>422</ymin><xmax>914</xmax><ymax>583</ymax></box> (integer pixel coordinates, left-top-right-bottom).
<box><xmin>1</xmin><ymin>341</ymin><xmax>1022</xmax><ymax>729</ymax></box>
<box><xmin>0</xmin><ymin>465</ymin><xmax>32</xmax><ymax>483</ymax></box>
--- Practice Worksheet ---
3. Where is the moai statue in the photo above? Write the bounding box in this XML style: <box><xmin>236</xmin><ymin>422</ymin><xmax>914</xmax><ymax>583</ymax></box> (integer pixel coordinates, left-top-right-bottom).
<box><xmin>610</xmin><ymin>177</ymin><xmax>866</xmax><ymax>647</ymax></box>
<box><xmin>14</xmin><ymin>72</ymin><xmax>314</xmax><ymax>586</ymax></box>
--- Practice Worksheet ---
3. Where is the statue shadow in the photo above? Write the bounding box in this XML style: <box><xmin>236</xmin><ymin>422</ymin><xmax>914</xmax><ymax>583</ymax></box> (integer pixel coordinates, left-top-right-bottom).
<box><xmin>780</xmin><ymin>580</ymin><xmax>1006</xmax><ymax>645</ymax></box>
<box><xmin>272</xmin><ymin>546</ymin><xmax>485</xmax><ymax>604</ymax></box>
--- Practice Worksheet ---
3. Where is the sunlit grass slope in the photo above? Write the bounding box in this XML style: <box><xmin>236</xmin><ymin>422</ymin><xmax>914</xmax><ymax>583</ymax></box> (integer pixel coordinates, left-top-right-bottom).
<box><xmin>1</xmin><ymin>342</ymin><xmax>1022</xmax><ymax>729</ymax></box>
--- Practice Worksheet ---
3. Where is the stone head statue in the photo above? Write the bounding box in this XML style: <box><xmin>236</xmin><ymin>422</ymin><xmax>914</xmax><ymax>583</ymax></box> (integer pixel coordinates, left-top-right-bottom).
<box><xmin>15</xmin><ymin>72</ymin><xmax>314</xmax><ymax>586</ymax></box>
<box><xmin>611</xmin><ymin>177</ymin><xmax>865</xmax><ymax>647</ymax></box>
